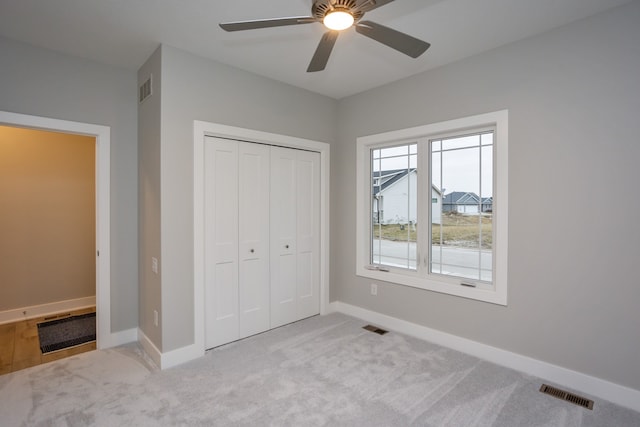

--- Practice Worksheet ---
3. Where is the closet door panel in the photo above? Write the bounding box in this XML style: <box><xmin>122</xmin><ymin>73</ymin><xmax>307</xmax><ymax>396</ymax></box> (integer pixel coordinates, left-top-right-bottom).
<box><xmin>204</xmin><ymin>137</ymin><xmax>239</xmax><ymax>349</ymax></box>
<box><xmin>213</xmin><ymin>264</ymin><xmax>236</xmax><ymax>319</ymax></box>
<box><xmin>270</xmin><ymin>146</ymin><xmax>298</xmax><ymax>328</ymax></box>
<box><xmin>238</xmin><ymin>142</ymin><xmax>270</xmax><ymax>338</ymax></box>
<box><xmin>297</xmin><ymin>252</ymin><xmax>313</xmax><ymax>299</ymax></box>
<box><xmin>296</xmin><ymin>150</ymin><xmax>321</xmax><ymax>319</ymax></box>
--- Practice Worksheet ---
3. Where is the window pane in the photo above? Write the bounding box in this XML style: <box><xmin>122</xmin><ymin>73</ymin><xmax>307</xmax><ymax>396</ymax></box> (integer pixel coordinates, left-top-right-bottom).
<box><xmin>442</xmin><ymin>147</ymin><xmax>480</xmax><ymax>197</ymax></box>
<box><xmin>373</xmin><ymin>156</ymin><xmax>408</xmax><ymax>173</ymax></box>
<box><xmin>441</xmin><ymin>134</ymin><xmax>480</xmax><ymax>151</ymax></box>
<box><xmin>430</xmin><ymin>132</ymin><xmax>493</xmax><ymax>282</ymax></box>
<box><xmin>379</xmin><ymin>145</ymin><xmax>409</xmax><ymax>158</ymax></box>
<box><xmin>480</xmin><ymin>144</ymin><xmax>493</xmax><ymax>203</ymax></box>
<box><xmin>371</xmin><ymin>144</ymin><xmax>417</xmax><ymax>270</ymax></box>
<box><xmin>480</xmin><ymin>141</ymin><xmax>493</xmax><ymax>281</ymax></box>
<box><xmin>481</xmin><ymin>132</ymin><xmax>493</xmax><ymax>146</ymax></box>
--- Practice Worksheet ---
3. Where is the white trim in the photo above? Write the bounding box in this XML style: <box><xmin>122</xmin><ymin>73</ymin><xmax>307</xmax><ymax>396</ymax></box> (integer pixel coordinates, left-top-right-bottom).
<box><xmin>356</xmin><ymin>110</ymin><xmax>508</xmax><ymax>306</ymax></box>
<box><xmin>0</xmin><ymin>110</ymin><xmax>112</xmax><ymax>349</ymax></box>
<box><xmin>329</xmin><ymin>301</ymin><xmax>640</xmax><ymax>413</ymax></box>
<box><xmin>137</xmin><ymin>328</ymin><xmax>201</xmax><ymax>370</ymax></box>
<box><xmin>159</xmin><ymin>343</ymin><xmax>203</xmax><ymax>370</ymax></box>
<box><xmin>193</xmin><ymin>120</ymin><xmax>331</xmax><ymax>359</ymax></box>
<box><xmin>138</xmin><ymin>328</ymin><xmax>162</xmax><ymax>368</ymax></box>
<box><xmin>107</xmin><ymin>328</ymin><xmax>138</xmax><ymax>347</ymax></box>
<box><xmin>0</xmin><ymin>297</ymin><xmax>96</xmax><ymax>325</ymax></box>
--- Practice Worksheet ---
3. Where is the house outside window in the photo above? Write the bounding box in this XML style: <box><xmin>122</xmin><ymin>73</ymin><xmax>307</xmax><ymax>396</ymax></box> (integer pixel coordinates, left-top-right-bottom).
<box><xmin>356</xmin><ymin>111</ymin><xmax>508</xmax><ymax>305</ymax></box>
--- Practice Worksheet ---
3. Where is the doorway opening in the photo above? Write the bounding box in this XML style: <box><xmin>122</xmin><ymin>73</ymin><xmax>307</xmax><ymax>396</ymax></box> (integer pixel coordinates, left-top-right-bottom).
<box><xmin>0</xmin><ymin>111</ymin><xmax>110</xmax><ymax>373</ymax></box>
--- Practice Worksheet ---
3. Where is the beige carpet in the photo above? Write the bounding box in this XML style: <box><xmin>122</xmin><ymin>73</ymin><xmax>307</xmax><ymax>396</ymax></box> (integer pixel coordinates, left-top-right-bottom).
<box><xmin>1</xmin><ymin>313</ymin><xmax>638</xmax><ymax>426</ymax></box>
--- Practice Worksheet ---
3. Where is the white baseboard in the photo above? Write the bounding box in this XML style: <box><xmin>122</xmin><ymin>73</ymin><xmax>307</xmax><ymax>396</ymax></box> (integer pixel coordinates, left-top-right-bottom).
<box><xmin>0</xmin><ymin>296</ymin><xmax>96</xmax><ymax>325</ymax></box>
<box><xmin>329</xmin><ymin>301</ymin><xmax>640</xmax><ymax>413</ymax></box>
<box><xmin>100</xmin><ymin>328</ymin><xmax>138</xmax><ymax>349</ymax></box>
<box><xmin>138</xmin><ymin>328</ymin><xmax>162</xmax><ymax>368</ymax></box>
<box><xmin>137</xmin><ymin>328</ymin><xmax>203</xmax><ymax>370</ymax></box>
<box><xmin>159</xmin><ymin>343</ymin><xmax>203</xmax><ymax>370</ymax></box>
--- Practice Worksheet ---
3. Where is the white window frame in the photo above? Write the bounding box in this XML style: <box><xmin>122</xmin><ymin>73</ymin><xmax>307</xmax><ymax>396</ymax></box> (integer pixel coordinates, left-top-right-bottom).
<box><xmin>356</xmin><ymin>110</ymin><xmax>508</xmax><ymax>305</ymax></box>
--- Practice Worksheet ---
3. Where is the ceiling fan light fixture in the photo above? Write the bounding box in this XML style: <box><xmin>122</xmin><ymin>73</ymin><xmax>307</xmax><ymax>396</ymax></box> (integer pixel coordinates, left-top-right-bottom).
<box><xmin>220</xmin><ymin>0</ymin><xmax>431</xmax><ymax>73</ymax></box>
<box><xmin>323</xmin><ymin>10</ymin><xmax>354</xmax><ymax>31</ymax></box>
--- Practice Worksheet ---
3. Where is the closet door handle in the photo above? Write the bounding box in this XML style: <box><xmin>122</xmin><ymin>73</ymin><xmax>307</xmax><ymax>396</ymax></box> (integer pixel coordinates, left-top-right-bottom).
<box><xmin>250</xmin><ymin>249</ymin><xmax>255</xmax><ymax>253</ymax></box>
<box><xmin>285</xmin><ymin>245</ymin><xmax>289</xmax><ymax>249</ymax></box>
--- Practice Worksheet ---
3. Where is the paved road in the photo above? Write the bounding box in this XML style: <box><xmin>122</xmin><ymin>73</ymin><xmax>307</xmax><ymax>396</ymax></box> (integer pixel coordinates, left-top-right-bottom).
<box><xmin>372</xmin><ymin>239</ymin><xmax>492</xmax><ymax>281</ymax></box>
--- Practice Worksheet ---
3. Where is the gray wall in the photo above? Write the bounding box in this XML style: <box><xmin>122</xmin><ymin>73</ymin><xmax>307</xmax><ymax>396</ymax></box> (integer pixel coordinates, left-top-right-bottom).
<box><xmin>146</xmin><ymin>45</ymin><xmax>337</xmax><ymax>352</ymax></box>
<box><xmin>333</xmin><ymin>1</ymin><xmax>640</xmax><ymax>391</ymax></box>
<box><xmin>0</xmin><ymin>37</ymin><xmax>139</xmax><ymax>333</ymax></box>
<box><xmin>138</xmin><ymin>47</ymin><xmax>163</xmax><ymax>347</ymax></box>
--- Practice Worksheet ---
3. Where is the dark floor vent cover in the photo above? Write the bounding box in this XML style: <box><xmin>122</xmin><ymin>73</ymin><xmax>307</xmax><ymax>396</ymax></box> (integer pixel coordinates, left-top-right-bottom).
<box><xmin>539</xmin><ymin>384</ymin><xmax>594</xmax><ymax>410</ymax></box>
<box><xmin>363</xmin><ymin>325</ymin><xmax>388</xmax><ymax>335</ymax></box>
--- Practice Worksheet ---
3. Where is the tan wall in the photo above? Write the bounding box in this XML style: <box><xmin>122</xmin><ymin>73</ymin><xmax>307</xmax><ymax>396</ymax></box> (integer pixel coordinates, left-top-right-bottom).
<box><xmin>0</xmin><ymin>126</ymin><xmax>95</xmax><ymax>311</ymax></box>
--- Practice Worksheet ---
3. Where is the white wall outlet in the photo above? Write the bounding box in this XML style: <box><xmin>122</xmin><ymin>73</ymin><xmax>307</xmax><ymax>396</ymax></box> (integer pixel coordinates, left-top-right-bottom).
<box><xmin>370</xmin><ymin>283</ymin><xmax>378</xmax><ymax>296</ymax></box>
<box><xmin>153</xmin><ymin>310</ymin><xmax>159</xmax><ymax>327</ymax></box>
<box><xmin>152</xmin><ymin>257</ymin><xmax>158</xmax><ymax>274</ymax></box>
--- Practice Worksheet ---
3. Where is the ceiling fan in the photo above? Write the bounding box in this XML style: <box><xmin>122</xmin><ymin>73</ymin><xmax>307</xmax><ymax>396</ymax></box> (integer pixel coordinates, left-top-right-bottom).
<box><xmin>219</xmin><ymin>0</ymin><xmax>430</xmax><ymax>72</ymax></box>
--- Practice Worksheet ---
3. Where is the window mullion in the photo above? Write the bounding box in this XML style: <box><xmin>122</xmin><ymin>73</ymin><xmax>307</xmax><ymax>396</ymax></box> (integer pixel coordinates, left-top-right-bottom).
<box><xmin>417</xmin><ymin>138</ymin><xmax>428</xmax><ymax>276</ymax></box>
<box><xmin>478</xmin><ymin>136</ymin><xmax>482</xmax><ymax>281</ymax></box>
<box><xmin>406</xmin><ymin>149</ymin><xmax>410</xmax><ymax>269</ymax></box>
<box><xmin>376</xmin><ymin>154</ymin><xmax>382</xmax><ymax>265</ymax></box>
<box><xmin>439</xmin><ymin>140</ymin><xmax>443</xmax><ymax>276</ymax></box>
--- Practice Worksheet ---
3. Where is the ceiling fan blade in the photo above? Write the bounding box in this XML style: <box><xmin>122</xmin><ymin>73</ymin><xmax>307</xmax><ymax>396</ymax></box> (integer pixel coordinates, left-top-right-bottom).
<box><xmin>219</xmin><ymin>16</ymin><xmax>317</xmax><ymax>32</ymax></box>
<box><xmin>307</xmin><ymin>31</ymin><xmax>339</xmax><ymax>72</ymax></box>
<box><xmin>355</xmin><ymin>0</ymin><xmax>395</xmax><ymax>13</ymax></box>
<box><xmin>356</xmin><ymin>20</ymin><xmax>430</xmax><ymax>58</ymax></box>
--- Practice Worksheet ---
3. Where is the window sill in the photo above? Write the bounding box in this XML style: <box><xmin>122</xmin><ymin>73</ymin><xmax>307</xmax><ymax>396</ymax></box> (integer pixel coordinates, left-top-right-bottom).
<box><xmin>356</xmin><ymin>265</ymin><xmax>507</xmax><ymax>306</ymax></box>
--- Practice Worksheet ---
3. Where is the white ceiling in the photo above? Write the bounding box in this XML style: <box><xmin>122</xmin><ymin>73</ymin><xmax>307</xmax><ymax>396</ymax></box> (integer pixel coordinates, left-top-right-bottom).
<box><xmin>0</xmin><ymin>0</ymin><xmax>632</xmax><ymax>99</ymax></box>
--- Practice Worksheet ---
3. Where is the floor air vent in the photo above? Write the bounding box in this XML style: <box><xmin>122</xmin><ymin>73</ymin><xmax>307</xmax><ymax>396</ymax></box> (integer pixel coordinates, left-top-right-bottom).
<box><xmin>363</xmin><ymin>325</ymin><xmax>388</xmax><ymax>335</ymax></box>
<box><xmin>539</xmin><ymin>384</ymin><xmax>594</xmax><ymax>410</ymax></box>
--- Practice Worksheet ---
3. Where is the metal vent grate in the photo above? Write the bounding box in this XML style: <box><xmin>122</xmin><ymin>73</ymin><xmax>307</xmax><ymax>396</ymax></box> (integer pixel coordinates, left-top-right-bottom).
<box><xmin>363</xmin><ymin>325</ymin><xmax>388</xmax><ymax>335</ymax></box>
<box><xmin>139</xmin><ymin>75</ymin><xmax>152</xmax><ymax>104</ymax></box>
<box><xmin>540</xmin><ymin>384</ymin><xmax>594</xmax><ymax>410</ymax></box>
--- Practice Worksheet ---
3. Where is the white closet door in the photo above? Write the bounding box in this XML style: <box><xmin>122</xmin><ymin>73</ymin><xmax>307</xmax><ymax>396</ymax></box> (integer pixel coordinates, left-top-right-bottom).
<box><xmin>204</xmin><ymin>137</ymin><xmax>239</xmax><ymax>348</ymax></box>
<box><xmin>238</xmin><ymin>142</ymin><xmax>270</xmax><ymax>338</ymax></box>
<box><xmin>204</xmin><ymin>138</ymin><xmax>321</xmax><ymax>346</ymax></box>
<box><xmin>270</xmin><ymin>146</ymin><xmax>297</xmax><ymax>328</ymax></box>
<box><xmin>270</xmin><ymin>146</ymin><xmax>320</xmax><ymax>328</ymax></box>
<box><xmin>295</xmin><ymin>150</ymin><xmax>321</xmax><ymax>320</ymax></box>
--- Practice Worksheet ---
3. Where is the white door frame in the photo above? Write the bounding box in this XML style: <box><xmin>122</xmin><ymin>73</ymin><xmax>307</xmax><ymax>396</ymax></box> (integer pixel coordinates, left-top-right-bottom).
<box><xmin>194</xmin><ymin>120</ymin><xmax>330</xmax><ymax>356</ymax></box>
<box><xmin>0</xmin><ymin>110</ymin><xmax>111</xmax><ymax>348</ymax></box>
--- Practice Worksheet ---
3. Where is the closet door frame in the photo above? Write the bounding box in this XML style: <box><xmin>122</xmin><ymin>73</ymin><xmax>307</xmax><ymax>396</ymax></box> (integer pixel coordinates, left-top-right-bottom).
<box><xmin>193</xmin><ymin>121</ymin><xmax>330</xmax><ymax>356</ymax></box>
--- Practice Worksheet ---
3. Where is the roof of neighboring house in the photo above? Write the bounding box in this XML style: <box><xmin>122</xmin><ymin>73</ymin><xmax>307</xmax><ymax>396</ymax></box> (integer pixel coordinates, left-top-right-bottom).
<box><xmin>442</xmin><ymin>193</ymin><xmax>493</xmax><ymax>206</ymax></box>
<box><xmin>373</xmin><ymin>169</ymin><xmax>415</xmax><ymax>195</ymax></box>
<box><xmin>373</xmin><ymin>170</ymin><xmax>442</xmax><ymax>196</ymax></box>
<box><xmin>443</xmin><ymin>191</ymin><xmax>480</xmax><ymax>205</ymax></box>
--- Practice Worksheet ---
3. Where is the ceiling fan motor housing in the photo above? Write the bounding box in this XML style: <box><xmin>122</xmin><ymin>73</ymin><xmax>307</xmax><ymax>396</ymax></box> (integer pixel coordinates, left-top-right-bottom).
<box><xmin>312</xmin><ymin>0</ymin><xmax>364</xmax><ymax>21</ymax></box>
